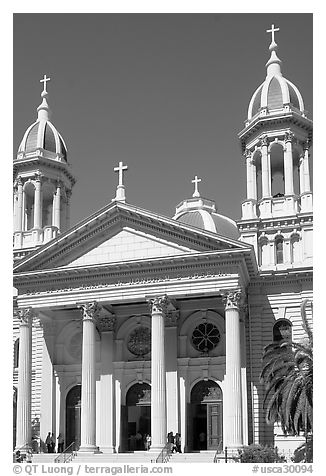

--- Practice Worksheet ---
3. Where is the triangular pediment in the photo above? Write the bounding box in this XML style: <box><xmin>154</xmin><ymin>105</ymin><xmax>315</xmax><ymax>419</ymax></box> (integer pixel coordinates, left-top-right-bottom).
<box><xmin>65</xmin><ymin>227</ymin><xmax>195</xmax><ymax>267</ymax></box>
<box><xmin>14</xmin><ymin>201</ymin><xmax>250</xmax><ymax>273</ymax></box>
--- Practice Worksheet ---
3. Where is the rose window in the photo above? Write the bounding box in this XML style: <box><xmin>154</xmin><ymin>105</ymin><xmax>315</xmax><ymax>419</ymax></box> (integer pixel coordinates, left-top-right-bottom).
<box><xmin>127</xmin><ymin>326</ymin><xmax>151</xmax><ymax>356</ymax></box>
<box><xmin>191</xmin><ymin>322</ymin><xmax>220</xmax><ymax>352</ymax></box>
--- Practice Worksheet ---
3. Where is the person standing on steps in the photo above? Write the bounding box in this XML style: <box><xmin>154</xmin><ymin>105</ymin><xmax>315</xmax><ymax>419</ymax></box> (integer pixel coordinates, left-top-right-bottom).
<box><xmin>45</xmin><ymin>432</ymin><xmax>52</xmax><ymax>453</ymax></box>
<box><xmin>57</xmin><ymin>433</ymin><xmax>64</xmax><ymax>453</ymax></box>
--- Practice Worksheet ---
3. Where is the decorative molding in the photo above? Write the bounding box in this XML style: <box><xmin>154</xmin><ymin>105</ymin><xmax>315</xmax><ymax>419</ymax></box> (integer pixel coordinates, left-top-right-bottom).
<box><xmin>284</xmin><ymin>130</ymin><xmax>294</xmax><ymax>143</ymax></box>
<box><xmin>16</xmin><ymin>307</ymin><xmax>34</xmax><ymax>325</ymax></box>
<box><xmin>78</xmin><ymin>301</ymin><xmax>101</xmax><ymax>322</ymax></box>
<box><xmin>147</xmin><ymin>295</ymin><xmax>170</xmax><ymax>314</ymax></box>
<box><xmin>165</xmin><ymin>310</ymin><xmax>180</xmax><ymax>327</ymax></box>
<box><xmin>96</xmin><ymin>314</ymin><xmax>116</xmax><ymax>333</ymax></box>
<box><xmin>222</xmin><ymin>289</ymin><xmax>244</xmax><ymax>310</ymax></box>
<box><xmin>260</xmin><ymin>135</ymin><xmax>268</xmax><ymax>147</ymax></box>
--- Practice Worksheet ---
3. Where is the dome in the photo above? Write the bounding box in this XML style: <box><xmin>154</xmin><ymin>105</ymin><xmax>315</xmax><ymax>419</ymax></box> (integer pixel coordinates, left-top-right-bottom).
<box><xmin>16</xmin><ymin>88</ymin><xmax>67</xmax><ymax>162</ymax></box>
<box><xmin>247</xmin><ymin>36</ymin><xmax>305</xmax><ymax>121</ymax></box>
<box><xmin>173</xmin><ymin>182</ymin><xmax>239</xmax><ymax>240</ymax></box>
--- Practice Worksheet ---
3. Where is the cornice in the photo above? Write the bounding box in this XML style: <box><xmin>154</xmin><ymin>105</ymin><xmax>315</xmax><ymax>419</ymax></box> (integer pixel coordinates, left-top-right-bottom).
<box><xmin>249</xmin><ymin>268</ymin><xmax>312</xmax><ymax>288</ymax></box>
<box><xmin>238</xmin><ymin>214</ymin><xmax>313</xmax><ymax>232</ymax></box>
<box><xmin>238</xmin><ymin>113</ymin><xmax>313</xmax><ymax>153</ymax></box>
<box><xmin>13</xmin><ymin>248</ymin><xmax>256</xmax><ymax>294</ymax></box>
<box><xmin>13</xmin><ymin>155</ymin><xmax>76</xmax><ymax>186</ymax></box>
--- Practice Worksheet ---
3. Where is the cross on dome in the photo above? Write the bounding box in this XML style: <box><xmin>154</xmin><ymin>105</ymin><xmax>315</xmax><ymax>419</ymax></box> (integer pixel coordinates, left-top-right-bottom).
<box><xmin>192</xmin><ymin>175</ymin><xmax>202</xmax><ymax>198</ymax></box>
<box><xmin>266</xmin><ymin>24</ymin><xmax>280</xmax><ymax>44</ymax></box>
<box><xmin>40</xmin><ymin>74</ymin><xmax>51</xmax><ymax>93</ymax></box>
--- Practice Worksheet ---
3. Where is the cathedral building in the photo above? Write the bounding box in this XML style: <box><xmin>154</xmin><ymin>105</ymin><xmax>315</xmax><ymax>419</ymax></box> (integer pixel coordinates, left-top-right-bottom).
<box><xmin>13</xmin><ymin>25</ymin><xmax>312</xmax><ymax>461</ymax></box>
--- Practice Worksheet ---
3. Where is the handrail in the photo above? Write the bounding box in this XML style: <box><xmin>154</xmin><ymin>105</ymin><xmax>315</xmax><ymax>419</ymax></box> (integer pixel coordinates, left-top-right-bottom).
<box><xmin>156</xmin><ymin>443</ymin><xmax>172</xmax><ymax>463</ymax></box>
<box><xmin>54</xmin><ymin>441</ymin><xmax>77</xmax><ymax>463</ymax></box>
<box><xmin>213</xmin><ymin>446</ymin><xmax>240</xmax><ymax>463</ymax></box>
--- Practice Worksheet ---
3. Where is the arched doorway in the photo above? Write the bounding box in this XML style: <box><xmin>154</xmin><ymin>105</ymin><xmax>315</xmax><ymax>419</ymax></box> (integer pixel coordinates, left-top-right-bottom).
<box><xmin>189</xmin><ymin>380</ymin><xmax>223</xmax><ymax>451</ymax></box>
<box><xmin>123</xmin><ymin>383</ymin><xmax>151</xmax><ymax>452</ymax></box>
<box><xmin>65</xmin><ymin>385</ymin><xmax>81</xmax><ymax>450</ymax></box>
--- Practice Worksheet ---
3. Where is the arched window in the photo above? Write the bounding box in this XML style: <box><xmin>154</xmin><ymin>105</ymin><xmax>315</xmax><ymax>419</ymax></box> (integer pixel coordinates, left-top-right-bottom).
<box><xmin>291</xmin><ymin>234</ymin><xmax>300</xmax><ymax>263</ymax></box>
<box><xmin>275</xmin><ymin>236</ymin><xmax>284</xmax><ymax>264</ymax></box>
<box><xmin>13</xmin><ymin>338</ymin><xmax>19</xmax><ymax>368</ymax></box>
<box><xmin>273</xmin><ymin>319</ymin><xmax>292</xmax><ymax>343</ymax></box>
<box><xmin>259</xmin><ymin>238</ymin><xmax>269</xmax><ymax>266</ymax></box>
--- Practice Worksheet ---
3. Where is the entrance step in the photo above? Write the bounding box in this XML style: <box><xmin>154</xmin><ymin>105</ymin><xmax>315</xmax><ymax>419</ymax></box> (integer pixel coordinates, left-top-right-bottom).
<box><xmin>32</xmin><ymin>451</ymin><xmax>159</xmax><ymax>464</ymax></box>
<box><xmin>169</xmin><ymin>451</ymin><xmax>216</xmax><ymax>463</ymax></box>
<box><xmin>31</xmin><ymin>454</ymin><xmax>58</xmax><ymax>463</ymax></box>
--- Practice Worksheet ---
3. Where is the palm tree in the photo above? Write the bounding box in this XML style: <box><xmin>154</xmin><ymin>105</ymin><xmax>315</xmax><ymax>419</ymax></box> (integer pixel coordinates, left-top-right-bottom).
<box><xmin>260</xmin><ymin>299</ymin><xmax>313</xmax><ymax>436</ymax></box>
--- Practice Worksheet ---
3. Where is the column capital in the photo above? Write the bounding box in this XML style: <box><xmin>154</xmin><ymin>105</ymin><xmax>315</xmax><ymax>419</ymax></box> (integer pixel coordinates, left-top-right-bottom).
<box><xmin>15</xmin><ymin>307</ymin><xmax>34</xmax><ymax>326</ymax></box>
<box><xmin>260</xmin><ymin>135</ymin><xmax>269</xmax><ymax>147</ymax></box>
<box><xmin>222</xmin><ymin>290</ymin><xmax>244</xmax><ymax>310</ymax></box>
<box><xmin>34</xmin><ymin>171</ymin><xmax>43</xmax><ymax>183</ymax></box>
<box><xmin>303</xmin><ymin>138</ymin><xmax>311</xmax><ymax>151</ymax></box>
<box><xmin>17</xmin><ymin>175</ymin><xmax>23</xmax><ymax>187</ymax></box>
<box><xmin>55</xmin><ymin>179</ymin><xmax>64</xmax><ymax>189</ymax></box>
<box><xmin>284</xmin><ymin>130</ymin><xmax>295</xmax><ymax>143</ymax></box>
<box><xmin>244</xmin><ymin>148</ymin><xmax>252</xmax><ymax>160</ymax></box>
<box><xmin>78</xmin><ymin>301</ymin><xmax>102</xmax><ymax>322</ymax></box>
<box><xmin>147</xmin><ymin>295</ymin><xmax>170</xmax><ymax>314</ymax></box>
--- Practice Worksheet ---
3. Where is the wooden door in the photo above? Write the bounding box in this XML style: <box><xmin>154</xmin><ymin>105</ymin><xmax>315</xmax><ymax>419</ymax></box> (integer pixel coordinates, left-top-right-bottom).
<box><xmin>207</xmin><ymin>402</ymin><xmax>222</xmax><ymax>451</ymax></box>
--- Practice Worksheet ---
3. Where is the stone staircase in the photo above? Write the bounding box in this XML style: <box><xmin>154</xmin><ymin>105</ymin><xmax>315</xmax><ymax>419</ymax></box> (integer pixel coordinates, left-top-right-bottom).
<box><xmin>168</xmin><ymin>451</ymin><xmax>216</xmax><ymax>463</ymax></box>
<box><xmin>32</xmin><ymin>451</ymin><xmax>159</xmax><ymax>464</ymax></box>
<box><xmin>32</xmin><ymin>450</ymin><xmax>222</xmax><ymax>464</ymax></box>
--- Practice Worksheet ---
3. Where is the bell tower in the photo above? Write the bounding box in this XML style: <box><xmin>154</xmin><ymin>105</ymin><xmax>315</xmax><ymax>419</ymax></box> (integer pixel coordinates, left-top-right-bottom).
<box><xmin>13</xmin><ymin>75</ymin><xmax>76</xmax><ymax>261</ymax></box>
<box><xmin>237</xmin><ymin>25</ymin><xmax>313</xmax><ymax>270</ymax></box>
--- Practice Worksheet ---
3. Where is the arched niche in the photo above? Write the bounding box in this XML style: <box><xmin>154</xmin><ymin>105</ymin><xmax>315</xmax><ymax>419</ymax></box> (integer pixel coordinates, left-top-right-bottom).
<box><xmin>42</xmin><ymin>180</ymin><xmax>56</xmax><ymax>227</ymax></box>
<box><xmin>23</xmin><ymin>181</ymin><xmax>35</xmax><ymax>231</ymax></box>
<box><xmin>269</xmin><ymin>142</ymin><xmax>285</xmax><ymax>197</ymax></box>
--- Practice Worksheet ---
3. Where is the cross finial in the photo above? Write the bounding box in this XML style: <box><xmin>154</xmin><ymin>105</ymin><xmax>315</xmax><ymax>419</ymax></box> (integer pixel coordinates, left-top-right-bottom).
<box><xmin>266</xmin><ymin>24</ymin><xmax>280</xmax><ymax>44</ymax></box>
<box><xmin>114</xmin><ymin>161</ymin><xmax>128</xmax><ymax>187</ymax></box>
<box><xmin>40</xmin><ymin>74</ymin><xmax>51</xmax><ymax>93</ymax></box>
<box><xmin>192</xmin><ymin>175</ymin><xmax>202</xmax><ymax>198</ymax></box>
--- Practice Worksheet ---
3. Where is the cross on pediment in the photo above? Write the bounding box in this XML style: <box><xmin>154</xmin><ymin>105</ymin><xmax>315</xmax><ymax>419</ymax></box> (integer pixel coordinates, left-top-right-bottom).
<box><xmin>114</xmin><ymin>161</ymin><xmax>128</xmax><ymax>187</ymax></box>
<box><xmin>266</xmin><ymin>24</ymin><xmax>280</xmax><ymax>44</ymax></box>
<box><xmin>192</xmin><ymin>175</ymin><xmax>202</xmax><ymax>197</ymax></box>
<box><xmin>40</xmin><ymin>74</ymin><xmax>51</xmax><ymax>93</ymax></box>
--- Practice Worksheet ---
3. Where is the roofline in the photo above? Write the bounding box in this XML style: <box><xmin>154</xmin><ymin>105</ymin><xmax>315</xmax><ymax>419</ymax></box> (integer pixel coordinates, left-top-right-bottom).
<box><xmin>13</xmin><ymin>200</ymin><xmax>251</xmax><ymax>272</ymax></box>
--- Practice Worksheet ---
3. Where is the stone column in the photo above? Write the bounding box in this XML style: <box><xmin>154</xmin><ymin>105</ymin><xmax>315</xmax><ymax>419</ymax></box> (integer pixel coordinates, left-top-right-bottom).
<box><xmin>245</xmin><ymin>149</ymin><xmax>257</xmax><ymax>200</ymax></box>
<box><xmin>261</xmin><ymin>136</ymin><xmax>271</xmax><ymax>198</ymax></box>
<box><xmin>284</xmin><ymin>131</ymin><xmax>294</xmax><ymax>195</ymax></box>
<box><xmin>223</xmin><ymin>290</ymin><xmax>244</xmax><ymax>452</ymax></box>
<box><xmin>79</xmin><ymin>301</ymin><xmax>101</xmax><ymax>452</ymax></box>
<box><xmin>98</xmin><ymin>314</ymin><xmax>116</xmax><ymax>453</ymax></box>
<box><xmin>15</xmin><ymin>307</ymin><xmax>33</xmax><ymax>451</ymax></box>
<box><xmin>53</xmin><ymin>181</ymin><xmax>61</xmax><ymax>230</ymax></box>
<box><xmin>33</xmin><ymin>174</ymin><xmax>42</xmax><ymax>229</ymax></box>
<box><xmin>16</xmin><ymin>177</ymin><xmax>24</xmax><ymax>232</ymax></box>
<box><xmin>148</xmin><ymin>295</ymin><xmax>169</xmax><ymax>451</ymax></box>
<box><xmin>303</xmin><ymin>141</ymin><xmax>311</xmax><ymax>193</ymax></box>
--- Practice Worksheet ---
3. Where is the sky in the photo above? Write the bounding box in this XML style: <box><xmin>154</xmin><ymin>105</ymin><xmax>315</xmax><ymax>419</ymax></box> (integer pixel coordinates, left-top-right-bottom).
<box><xmin>13</xmin><ymin>13</ymin><xmax>313</xmax><ymax>226</ymax></box>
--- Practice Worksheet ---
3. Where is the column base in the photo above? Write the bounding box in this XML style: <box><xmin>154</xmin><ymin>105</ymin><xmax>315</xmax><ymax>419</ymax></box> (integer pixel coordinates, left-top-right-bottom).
<box><xmin>225</xmin><ymin>445</ymin><xmax>243</xmax><ymax>457</ymax></box>
<box><xmin>14</xmin><ymin>444</ymin><xmax>32</xmax><ymax>453</ymax></box>
<box><xmin>99</xmin><ymin>446</ymin><xmax>115</xmax><ymax>454</ymax></box>
<box><xmin>78</xmin><ymin>445</ymin><xmax>100</xmax><ymax>453</ymax></box>
<box><xmin>149</xmin><ymin>445</ymin><xmax>164</xmax><ymax>453</ymax></box>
